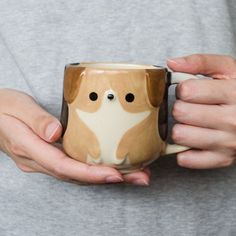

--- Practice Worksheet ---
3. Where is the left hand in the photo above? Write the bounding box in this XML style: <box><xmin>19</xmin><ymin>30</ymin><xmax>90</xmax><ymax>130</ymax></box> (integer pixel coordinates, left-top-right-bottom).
<box><xmin>167</xmin><ymin>54</ymin><xmax>236</xmax><ymax>169</ymax></box>
<box><xmin>0</xmin><ymin>89</ymin><xmax>150</xmax><ymax>186</ymax></box>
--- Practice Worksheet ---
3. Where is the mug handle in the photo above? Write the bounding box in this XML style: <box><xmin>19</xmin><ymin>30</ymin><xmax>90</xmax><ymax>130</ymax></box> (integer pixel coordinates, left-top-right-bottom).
<box><xmin>164</xmin><ymin>72</ymin><xmax>199</xmax><ymax>155</ymax></box>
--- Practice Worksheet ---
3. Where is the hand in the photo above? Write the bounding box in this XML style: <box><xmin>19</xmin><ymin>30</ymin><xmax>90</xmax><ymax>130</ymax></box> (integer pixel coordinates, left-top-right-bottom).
<box><xmin>167</xmin><ymin>54</ymin><xmax>236</xmax><ymax>169</ymax></box>
<box><xmin>0</xmin><ymin>89</ymin><xmax>150</xmax><ymax>185</ymax></box>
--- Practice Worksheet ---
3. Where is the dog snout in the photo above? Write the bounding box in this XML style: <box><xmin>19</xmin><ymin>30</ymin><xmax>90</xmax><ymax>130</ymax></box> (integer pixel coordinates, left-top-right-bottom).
<box><xmin>107</xmin><ymin>93</ymin><xmax>114</xmax><ymax>100</ymax></box>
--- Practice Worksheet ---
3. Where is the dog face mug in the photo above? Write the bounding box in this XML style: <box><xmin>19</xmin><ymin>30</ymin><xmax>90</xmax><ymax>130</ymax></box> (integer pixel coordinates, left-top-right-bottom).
<box><xmin>60</xmin><ymin>63</ymin><xmax>197</xmax><ymax>173</ymax></box>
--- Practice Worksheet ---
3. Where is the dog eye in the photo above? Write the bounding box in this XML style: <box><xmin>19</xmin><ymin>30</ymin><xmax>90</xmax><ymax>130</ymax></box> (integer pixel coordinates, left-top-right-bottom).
<box><xmin>125</xmin><ymin>93</ymin><xmax>135</xmax><ymax>102</ymax></box>
<box><xmin>89</xmin><ymin>92</ymin><xmax>98</xmax><ymax>101</ymax></box>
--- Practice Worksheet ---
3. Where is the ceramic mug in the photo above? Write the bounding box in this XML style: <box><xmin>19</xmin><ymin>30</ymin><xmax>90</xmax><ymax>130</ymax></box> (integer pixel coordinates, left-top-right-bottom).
<box><xmin>60</xmin><ymin>63</ymin><xmax>197</xmax><ymax>173</ymax></box>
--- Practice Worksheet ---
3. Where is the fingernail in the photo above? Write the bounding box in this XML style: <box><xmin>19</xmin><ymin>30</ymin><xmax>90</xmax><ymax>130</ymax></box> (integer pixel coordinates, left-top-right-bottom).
<box><xmin>105</xmin><ymin>176</ymin><xmax>124</xmax><ymax>183</ymax></box>
<box><xmin>132</xmin><ymin>179</ymin><xmax>149</xmax><ymax>186</ymax></box>
<box><xmin>46</xmin><ymin>122</ymin><xmax>61</xmax><ymax>141</ymax></box>
<box><xmin>167</xmin><ymin>57</ymin><xmax>187</xmax><ymax>65</ymax></box>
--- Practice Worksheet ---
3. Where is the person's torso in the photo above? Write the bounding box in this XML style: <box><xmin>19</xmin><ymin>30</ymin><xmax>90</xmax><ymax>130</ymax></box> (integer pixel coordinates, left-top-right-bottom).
<box><xmin>0</xmin><ymin>1</ymin><xmax>236</xmax><ymax>235</ymax></box>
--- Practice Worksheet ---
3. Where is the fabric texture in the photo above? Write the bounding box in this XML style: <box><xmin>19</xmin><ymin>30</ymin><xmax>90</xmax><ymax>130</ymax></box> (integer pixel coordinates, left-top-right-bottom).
<box><xmin>0</xmin><ymin>0</ymin><xmax>236</xmax><ymax>235</ymax></box>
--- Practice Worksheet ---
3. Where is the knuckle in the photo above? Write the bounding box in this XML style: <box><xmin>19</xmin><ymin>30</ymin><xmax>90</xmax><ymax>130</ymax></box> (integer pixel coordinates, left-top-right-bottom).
<box><xmin>52</xmin><ymin>161</ymin><xmax>67</xmax><ymax>178</ymax></box>
<box><xmin>190</xmin><ymin>54</ymin><xmax>205</xmax><ymax>63</ymax></box>
<box><xmin>224</xmin><ymin>140</ymin><xmax>236</xmax><ymax>150</ymax></box>
<box><xmin>176</xmin><ymin>80</ymin><xmax>193</xmax><ymax>100</ymax></box>
<box><xmin>188</xmin><ymin>54</ymin><xmax>206</xmax><ymax>69</ymax></box>
<box><xmin>172</xmin><ymin>101</ymin><xmax>185</xmax><ymax>119</ymax></box>
<box><xmin>53</xmin><ymin>164</ymin><xmax>64</xmax><ymax>176</ymax></box>
<box><xmin>16</xmin><ymin>163</ymin><xmax>34</xmax><ymax>173</ymax></box>
<box><xmin>8</xmin><ymin>141</ymin><xmax>27</xmax><ymax>156</ymax></box>
<box><xmin>225</xmin><ymin>116</ymin><xmax>236</xmax><ymax>132</ymax></box>
<box><xmin>54</xmin><ymin>175</ymin><xmax>70</xmax><ymax>181</ymax></box>
<box><xmin>220</xmin><ymin>158</ymin><xmax>234</xmax><ymax>167</ymax></box>
<box><xmin>56</xmin><ymin>174</ymin><xmax>68</xmax><ymax>180</ymax></box>
<box><xmin>171</xmin><ymin>125</ymin><xmax>183</xmax><ymax>143</ymax></box>
<box><xmin>84</xmin><ymin>165</ymin><xmax>96</xmax><ymax>182</ymax></box>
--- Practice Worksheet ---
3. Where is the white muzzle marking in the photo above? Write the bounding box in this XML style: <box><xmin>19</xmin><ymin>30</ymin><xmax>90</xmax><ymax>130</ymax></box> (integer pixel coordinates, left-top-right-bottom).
<box><xmin>76</xmin><ymin>89</ymin><xmax>150</xmax><ymax>165</ymax></box>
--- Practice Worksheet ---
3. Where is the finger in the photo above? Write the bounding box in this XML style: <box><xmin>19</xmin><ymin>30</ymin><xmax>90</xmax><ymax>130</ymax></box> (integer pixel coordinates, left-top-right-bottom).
<box><xmin>10</xmin><ymin>152</ymin><xmax>69</xmax><ymax>180</ymax></box>
<box><xmin>167</xmin><ymin>54</ymin><xmax>236</xmax><ymax>79</ymax></box>
<box><xmin>172</xmin><ymin>124</ymin><xmax>236</xmax><ymax>150</ymax></box>
<box><xmin>12</xmin><ymin>155</ymin><xmax>58</xmax><ymax>176</ymax></box>
<box><xmin>1</xmin><ymin>114</ymin><xmax>124</xmax><ymax>184</ymax></box>
<box><xmin>7</xmin><ymin>150</ymin><xmax>59</xmax><ymax>177</ymax></box>
<box><xmin>123</xmin><ymin>169</ymin><xmax>150</xmax><ymax>186</ymax></box>
<box><xmin>0</xmin><ymin>89</ymin><xmax>62</xmax><ymax>142</ymax></box>
<box><xmin>175</xmin><ymin>78</ymin><xmax>236</xmax><ymax>104</ymax></box>
<box><xmin>143</xmin><ymin>167</ymin><xmax>151</xmax><ymax>177</ymax></box>
<box><xmin>177</xmin><ymin>149</ymin><xmax>235</xmax><ymax>169</ymax></box>
<box><xmin>30</xmin><ymin>142</ymin><xmax>124</xmax><ymax>184</ymax></box>
<box><xmin>30</xmin><ymin>146</ymin><xmax>124</xmax><ymax>184</ymax></box>
<box><xmin>172</xmin><ymin>100</ymin><xmax>236</xmax><ymax>132</ymax></box>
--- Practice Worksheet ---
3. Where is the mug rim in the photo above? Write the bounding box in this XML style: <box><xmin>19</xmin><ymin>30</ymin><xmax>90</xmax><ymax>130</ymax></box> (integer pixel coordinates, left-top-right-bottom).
<box><xmin>66</xmin><ymin>62</ymin><xmax>165</xmax><ymax>70</ymax></box>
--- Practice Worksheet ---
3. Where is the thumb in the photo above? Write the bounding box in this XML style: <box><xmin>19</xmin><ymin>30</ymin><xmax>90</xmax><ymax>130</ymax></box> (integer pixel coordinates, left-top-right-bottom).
<box><xmin>167</xmin><ymin>54</ymin><xmax>236</xmax><ymax>79</ymax></box>
<box><xmin>0</xmin><ymin>89</ymin><xmax>62</xmax><ymax>142</ymax></box>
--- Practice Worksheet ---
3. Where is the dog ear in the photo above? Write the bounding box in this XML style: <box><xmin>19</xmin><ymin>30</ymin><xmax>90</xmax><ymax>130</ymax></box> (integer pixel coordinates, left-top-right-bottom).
<box><xmin>60</xmin><ymin>65</ymin><xmax>85</xmax><ymax>135</ymax></box>
<box><xmin>60</xmin><ymin>96</ymin><xmax>69</xmax><ymax>136</ymax></box>
<box><xmin>63</xmin><ymin>65</ymin><xmax>85</xmax><ymax>104</ymax></box>
<box><xmin>146</xmin><ymin>69</ymin><xmax>166</xmax><ymax>107</ymax></box>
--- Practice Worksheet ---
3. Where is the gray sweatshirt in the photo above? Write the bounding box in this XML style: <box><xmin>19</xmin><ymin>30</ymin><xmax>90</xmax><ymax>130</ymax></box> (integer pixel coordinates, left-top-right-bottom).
<box><xmin>0</xmin><ymin>0</ymin><xmax>236</xmax><ymax>235</ymax></box>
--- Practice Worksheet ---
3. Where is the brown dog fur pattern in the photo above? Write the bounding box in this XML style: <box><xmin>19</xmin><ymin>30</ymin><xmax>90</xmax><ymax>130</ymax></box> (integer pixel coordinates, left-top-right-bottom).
<box><xmin>116</xmin><ymin>110</ymin><xmax>165</xmax><ymax>166</ymax></box>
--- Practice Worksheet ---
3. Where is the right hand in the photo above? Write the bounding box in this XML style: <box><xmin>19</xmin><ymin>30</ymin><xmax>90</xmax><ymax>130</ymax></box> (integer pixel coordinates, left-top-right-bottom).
<box><xmin>0</xmin><ymin>89</ymin><xmax>150</xmax><ymax>185</ymax></box>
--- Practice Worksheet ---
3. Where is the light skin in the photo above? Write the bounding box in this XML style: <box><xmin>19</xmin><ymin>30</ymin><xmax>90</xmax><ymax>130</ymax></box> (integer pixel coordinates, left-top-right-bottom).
<box><xmin>0</xmin><ymin>89</ymin><xmax>150</xmax><ymax>186</ymax></box>
<box><xmin>1</xmin><ymin>54</ymin><xmax>235</xmax><ymax>186</ymax></box>
<box><xmin>168</xmin><ymin>54</ymin><xmax>236</xmax><ymax>169</ymax></box>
